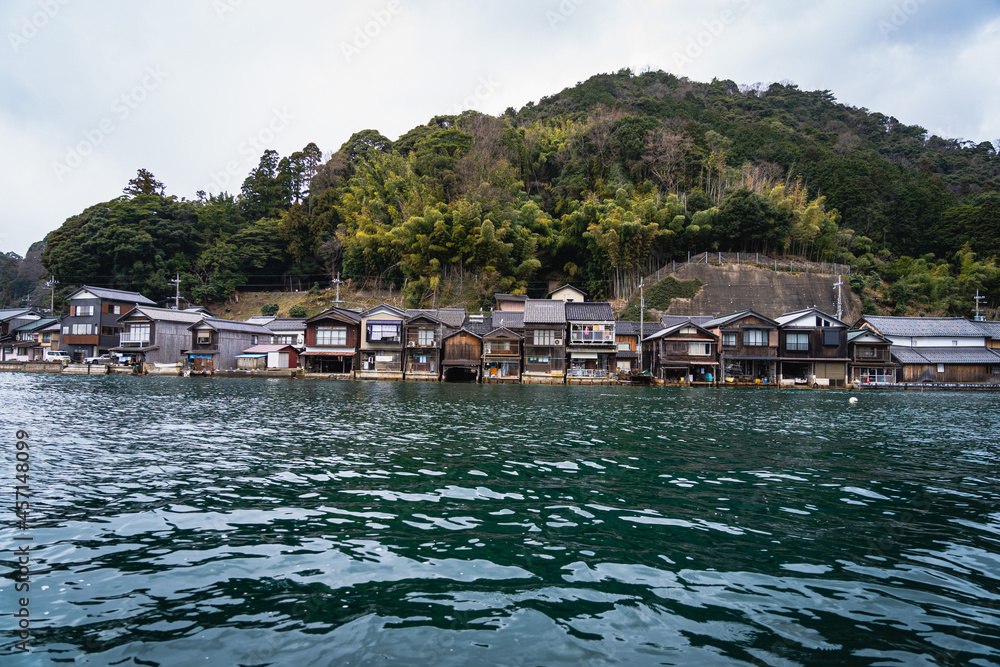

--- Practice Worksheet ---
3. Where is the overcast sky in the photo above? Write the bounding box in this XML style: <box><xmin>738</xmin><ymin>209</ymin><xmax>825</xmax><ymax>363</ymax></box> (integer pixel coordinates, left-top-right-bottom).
<box><xmin>2</xmin><ymin>0</ymin><xmax>998</xmax><ymax>258</ymax></box>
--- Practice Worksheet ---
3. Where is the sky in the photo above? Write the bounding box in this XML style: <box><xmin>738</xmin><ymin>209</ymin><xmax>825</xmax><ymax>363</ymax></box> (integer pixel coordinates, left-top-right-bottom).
<box><xmin>1</xmin><ymin>0</ymin><xmax>999</xmax><ymax>258</ymax></box>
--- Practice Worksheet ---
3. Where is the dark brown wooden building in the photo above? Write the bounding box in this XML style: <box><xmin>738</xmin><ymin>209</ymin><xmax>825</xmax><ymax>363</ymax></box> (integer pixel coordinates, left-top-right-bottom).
<box><xmin>301</xmin><ymin>307</ymin><xmax>362</xmax><ymax>374</ymax></box>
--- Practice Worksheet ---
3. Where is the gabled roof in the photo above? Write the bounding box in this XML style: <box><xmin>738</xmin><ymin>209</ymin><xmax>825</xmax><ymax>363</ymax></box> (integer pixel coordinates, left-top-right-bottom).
<box><xmin>859</xmin><ymin>315</ymin><xmax>986</xmax><ymax>338</ymax></box>
<box><xmin>970</xmin><ymin>320</ymin><xmax>1000</xmax><ymax>339</ymax></box>
<box><xmin>490</xmin><ymin>311</ymin><xmax>523</xmax><ymax>330</ymax></box>
<box><xmin>565</xmin><ymin>302</ymin><xmax>615</xmax><ymax>322</ymax></box>
<box><xmin>68</xmin><ymin>285</ymin><xmax>156</xmax><ymax>305</ymax></box>
<box><xmin>118</xmin><ymin>306</ymin><xmax>205</xmax><ymax>325</ymax></box>
<box><xmin>644</xmin><ymin>320</ymin><xmax>717</xmax><ymax>341</ymax></box>
<box><xmin>847</xmin><ymin>328</ymin><xmax>890</xmax><ymax>344</ymax></box>
<box><xmin>443</xmin><ymin>327</ymin><xmax>483</xmax><ymax>341</ymax></box>
<box><xmin>547</xmin><ymin>284</ymin><xmax>587</xmax><ymax>299</ymax></box>
<box><xmin>524</xmin><ymin>299</ymin><xmax>566</xmax><ymax>324</ymax></box>
<box><xmin>890</xmin><ymin>345</ymin><xmax>1000</xmax><ymax>365</ymax></box>
<box><xmin>190</xmin><ymin>318</ymin><xmax>273</xmax><ymax>335</ymax></box>
<box><xmin>494</xmin><ymin>294</ymin><xmax>527</xmax><ymax>303</ymax></box>
<box><xmin>776</xmin><ymin>307</ymin><xmax>847</xmax><ymax>327</ymax></box>
<box><xmin>661</xmin><ymin>314</ymin><xmax>714</xmax><ymax>328</ymax></box>
<box><xmin>305</xmin><ymin>307</ymin><xmax>362</xmax><ymax>324</ymax></box>
<box><xmin>0</xmin><ymin>308</ymin><xmax>38</xmax><ymax>322</ymax></box>
<box><xmin>361</xmin><ymin>303</ymin><xmax>406</xmax><ymax>318</ymax></box>
<box><xmin>483</xmin><ymin>327</ymin><xmax>523</xmax><ymax>340</ymax></box>
<box><xmin>405</xmin><ymin>311</ymin><xmax>444</xmax><ymax>326</ymax></box>
<box><xmin>703</xmin><ymin>309</ymin><xmax>778</xmax><ymax>329</ymax></box>
<box><xmin>12</xmin><ymin>317</ymin><xmax>59</xmax><ymax>333</ymax></box>
<box><xmin>404</xmin><ymin>308</ymin><xmax>467</xmax><ymax>328</ymax></box>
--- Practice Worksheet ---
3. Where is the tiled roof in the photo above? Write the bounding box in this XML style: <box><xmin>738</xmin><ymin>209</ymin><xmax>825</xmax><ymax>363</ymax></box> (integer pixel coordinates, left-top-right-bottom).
<box><xmin>891</xmin><ymin>345</ymin><xmax>1000</xmax><ymax>364</ymax></box>
<box><xmin>405</xmin><ymin>308</ymin><xmax>467</xmax><ymax>328</ymax></box>
<box><xmin>264</xmin><ymin>318</ymin><xmax>306</xmax><ymax>331</ymax></box>
<box><xmin>971</xmin><ymin>320</ymin><xmax>1000</xmax><ymax>339</ymax></box>
<box><xmin>73</xmin><ymin>285</ymin><xmax>156</xmax><ymax>305</ymax></box>
<box><xmin>861</xmin><ymin>316</ymin><xmax>986</xmax><ymax>338</ymax></box>
<box><xmin>495</xmin><ymin>294</ymin><xmax>527</xmax><ymax>302</ymax></box>
<box><xmin>616</xmin><ymin>321</ymin><xmax>664</xmax><ymax>336</ymax></box>
<box><xmin>524</xmin><ymin>299</ymin><xmax>566</xmax><ymax>324</ymax></box>
<box><xmin>565</xmin><ymin>302</ymin><xmax>615</xmax><ymax>322</ymax></box>
<box><xmin>615</xmin><ymin>350</ymin><xmax>638</xmax><ymax>359</ymax></box>
<box><xmin>490</xmin><ymin>312</ymin><xmax>523</xmax><ymax>330</ymax></box>
<box><xmin>124</xmin><ymin>306</ymin><xmax>205</xmax><ymax>324</ymax></box>
<box><xmin>305</xmin><ymin>307</ymin><xmax>361</xmax><ymax>324</ymax></box>
<box><xmin>703</xmin><ymin>310</ymin><xmax>777</xmax><ymax>328</ymax></box>
<box><xmin>194</xmin><ymin>318</ymin><xmax>273</xmax><ymax>335</ymax></box>
<box><xmin>661</xmin><ymin>315</ymin><xmax>714</xmax><ymax>328</ymax></box>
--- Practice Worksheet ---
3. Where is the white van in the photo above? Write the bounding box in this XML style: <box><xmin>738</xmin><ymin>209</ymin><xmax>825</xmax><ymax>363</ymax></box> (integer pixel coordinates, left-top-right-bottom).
<box><xmin>43</xmin><ymin>350</ymin><xmax>71</xmax><ymax>363</ymax></box>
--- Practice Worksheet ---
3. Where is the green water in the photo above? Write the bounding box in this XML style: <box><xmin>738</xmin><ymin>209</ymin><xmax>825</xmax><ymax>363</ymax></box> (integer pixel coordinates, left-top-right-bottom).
<box><xmin>1</xmin><ymin>374</ymin><xmax>999</xmax><ymax>665</ymax></box>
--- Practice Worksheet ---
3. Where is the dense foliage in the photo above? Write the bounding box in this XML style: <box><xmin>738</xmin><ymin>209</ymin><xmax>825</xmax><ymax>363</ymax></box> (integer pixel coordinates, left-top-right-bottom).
<box><xmin>36</xmin><ymin>70</ymin><xmax>1000</xmax><ymax>315</ymax></box>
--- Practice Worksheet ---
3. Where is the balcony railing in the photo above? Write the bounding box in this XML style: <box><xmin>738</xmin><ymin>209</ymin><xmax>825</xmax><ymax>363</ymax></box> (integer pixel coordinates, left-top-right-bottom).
<box><xmin>120</xmin><ymin>331</ymin><xmax>151</xmax><ymax>345</ymax></box>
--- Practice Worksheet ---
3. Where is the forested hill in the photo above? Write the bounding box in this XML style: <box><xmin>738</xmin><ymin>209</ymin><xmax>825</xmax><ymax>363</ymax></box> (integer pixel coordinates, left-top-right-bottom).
<box><xmin>29</xmin><ymin>69</ymin><xmax>1000</xmax><ymax>317</ymax></box>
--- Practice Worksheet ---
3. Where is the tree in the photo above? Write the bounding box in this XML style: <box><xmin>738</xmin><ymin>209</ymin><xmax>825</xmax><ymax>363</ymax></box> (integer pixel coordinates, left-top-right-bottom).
<box><xmin>123</xmin><ymin>168</ymin><xmax>166</xmax><ymax>197</ymax></box>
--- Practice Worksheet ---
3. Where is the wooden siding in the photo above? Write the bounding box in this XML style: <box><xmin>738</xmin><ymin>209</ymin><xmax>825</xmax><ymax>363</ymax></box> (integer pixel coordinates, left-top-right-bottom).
<box><xmin>779</xmin><ymin>329</ymin><xmax>847</xmax><ymax>359</ymax></box>
<box><xmin>442</xmin><ymin>332</ymin><xmax>482</xmax><ymax>365</ymax></box>
<box><xmin>901</xmin><ymin>363</ymin><xmax>1000</xmax><ymax>383</ymax></box>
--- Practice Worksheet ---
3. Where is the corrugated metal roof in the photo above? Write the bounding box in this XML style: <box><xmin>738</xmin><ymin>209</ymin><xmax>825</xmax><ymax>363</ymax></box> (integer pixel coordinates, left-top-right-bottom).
<box><xmin>891</xmin><ymin>345</ymin><xmax>1000</xmax><ymax>364</ymax></box>
<box><xmin>12</xmin><ymin>317</ymin><xmax>58</xmax><ymax>332</ymax></box>
<box><xmin>72</xmin><ymin>285</ymin><xmax>156</xmax><ymax>305</ymax></box>
<box><xmin>524</xmin><ymin>299</ymin><xmax>566</xmax><ymax>324</ymax></box>
<box><xmin>862</xmin><ymin>315</ymin><xmax>986</xmax><ymax>338</ymax></box>
<box><xmin>565</xmin><ymin>302</ymin><xmax>615</xmax><ymax>322</ymax></box>
<box><xmin>661</xmin><ymin>314</ymin><xmax>715</xmax><ymax>328</ymax></box>
<box><xmin>0</xmin><ymin>309</ymin><xmax>35</xmax><ymax>321</ymax></box>
<box><xmin>703</xmin><ymin>310</ymin><xmax>778</xmax><ymax>328</ymax></box>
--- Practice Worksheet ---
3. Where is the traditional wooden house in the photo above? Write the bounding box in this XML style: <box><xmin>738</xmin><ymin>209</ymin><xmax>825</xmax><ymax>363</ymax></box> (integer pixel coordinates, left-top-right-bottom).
<box><xmin>235</xmin><ymin>344</ymin><xmax>299</xmax><ymax>370</ymax></box>
<box><xmin>642</xmin><ymin>320</ymin><xmax>719</xmax><ymax>383</ymax></box>
<box><xmin>847</xmin><ymin>329</ymin><xmax>897</xmax><ymax>384</ymax></box>
<box><xmin>857</xmin><ymin>315</ymin><xmax>1000</xmax><ymax>383</ymax></box>
<box><xmin>358</xmin><ymin>304</ymin><xmax>406</xmax><ymax>379</ymax></box>
<box><xmin>775</xmin><ymin>308</ymin><xmax>850</xmax><ymax>387</ymax></box>
<box><xmin>522</xmin><ymin>299</ymin><xmax>567</xmax><ymax>384</ymax></box>
<box><xmin>182</xmin><ymin>319</ymin><xmax>273</xmax><ymax>372</ymax></box>
<box><xmin>482</xmin><ymin>326</ymin><xmax>522</xmax><ymax>383</ymax></box>
<box><xmin>403</xmin><ymin>312</ymin><xmax>445</xmax><ymax>380</ymax></box>
<box><xmin>263</xmin><ymin>318</ymin><xmax>306</xmax><ymax>347</ymax></box>
<box><xmin>61</xmin><ymin>286</ymin><xmax>155</xmax><ymax>361</ymax></box>
<box><xmin>112</xmin><ymin>306</ymin><xmax>206</xmax><ymax>366</ymax></box>
<box><xmin>1</xmin><ymin>308</ymin><xmax>42</xmax><ymax>361</ymax></box>
<box><xmin>548</xmin><ymin>284</ymin><xmax>587</xmax><ymax>302</ymax></box>
<box><xmin>704</xmin><ymin>310</ymin><xmax>780</xmax><ymax>384</ymax></box>
<box><xmin>565</xmin><ymin>302</ymin><xmax>616</xmax><ymax>382</ymax></box>
<box><xmin>8</xmin><ymin>317</ymin><xmax>58</xmax><ymax>361</ymax></box>
<box><xmin>300</xmin><ymin>307</ymin><xmax>361</xmax><ymax>374</ymax></box>
<box><xmin>441</xmin><ymin>328</ymin><xmax>484</xmax><ymax>382</ymax></box>
<box><xmin>972</xmin><ymin>321</ymin><xmax>1000</xmax><ymax>350</ymax></box>
<box><xmin>614</xmin><ymin>320</ymin><xmax>665</xmax><ymax>372</ymax></box>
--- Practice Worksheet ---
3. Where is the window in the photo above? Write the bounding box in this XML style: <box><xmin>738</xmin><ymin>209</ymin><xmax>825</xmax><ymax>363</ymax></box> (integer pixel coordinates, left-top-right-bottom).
<box><xmin>722</xmin><ymin>332</ymin><xmax>736</xmax><ymax>347</ymax></box>
<box><xmin>251</xmin><ymin>335</ymin><xmax>259</xmax><ymax>345</ymax></box>
<box><xmin>859</xmin><ymin>368</ymin><xmax>892</xmax><ymax>383</ymax></box>
<box><xmin>101</xmin><ymin>326</ymin><xmax>122</xmax><ymax>337</ymax></box>
<box><xmin>73</xmin><ymin>305</ymin><xmax>94</xmax><ymax>316</ymax></box>
<box><xmin>937</xmin><ymin>364</ymin><xmax>945</xmax><ymax>374</ymax></box>
<box><xmin>418</xmin><ymin>329</ymin><xmax>435</xmax><ymax>346</ymax></box>
<box><xmin>688</xmin><ymin>342</ymin><xmax>711</xmax><ymax>356</ymax></box>
<box><xmin>617</xmin><ymin>342</ymin><xmax>632</xmax><ymax>351</ymax></box>
<box><xmin>316</xmin><ymin>326</ymin><xmax>346</xmax><ymax>346</ymax></box>
<box><xmin>70</xmin><ymin>323</ymin><xmax>92</xmax><ymax>335</ymax></box>
<box><xmin>42</xmin><ymin>333</ymin><xmax>51</xmax><ymax>343</ymax></box>
<box><xmin>197</xmin><ymin>331</ymin><xmax>212</xmax><ymax>344</ymax></box>
<box><xmin>105</xmin><ymin>304</ymin><xmax>121</xmax><ymax>315</ymax></box>
<box><xmin>367</xmin><ymin>322</ymin><xmax>400</xmax><ymax>343</ymax></box>
<box><xmin>275</xmin><ymin>335</ymin><xmax>296</xmax><ymax>345</ymax></box>
<box><xmin>743</xmin><ymin>329</ymin><xmax>768</xmax><ymax>346</ymax></box>
<box><xmin>786</xmin><ymin>332</ymin><xmax>809</xmax><ymax>351</ymax></box>
<box><xmin>990</xmin><ymin>366</ymin><xmax>1000</xmax><ymax>375</ymax></box>
<box><xmin>533</xmin><ymin>330</ymin><xmax>556</xmax><ymax>345</ymax></box>
<box><xmin>823</xmin><ymin>329</ymin><xmax>840</xmax><ymax>346</ymax></box>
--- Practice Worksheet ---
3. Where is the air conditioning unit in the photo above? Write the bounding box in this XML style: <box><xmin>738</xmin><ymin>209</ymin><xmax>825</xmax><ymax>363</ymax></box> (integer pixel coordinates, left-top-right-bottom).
<box><xmin>553</xmin><ymin>338</ymin><xmax>563</xmax><ymax>346</ymax></box>
<box><xmin>408</xmin><ymin>341</ymin><xmax>415</xmax><ymax>347</ymax></box>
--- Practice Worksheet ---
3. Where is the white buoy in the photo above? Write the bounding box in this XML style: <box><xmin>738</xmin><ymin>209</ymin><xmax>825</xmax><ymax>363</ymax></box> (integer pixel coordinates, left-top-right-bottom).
<box><xmin>848</xmin><ymin>396</ymin><xmax>858</xmax><ymax>404</ymax></box>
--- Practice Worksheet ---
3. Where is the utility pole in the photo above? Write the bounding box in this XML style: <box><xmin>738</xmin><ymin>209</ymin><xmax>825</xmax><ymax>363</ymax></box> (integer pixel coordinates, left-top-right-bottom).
<box><xmin>833</xmin><ymin>275</ymin><xmax>843</xmax><ymax>321</ymax></box>
<box><xmin>47</xmin><ymin>277</ymin><xmax>58</xmax><ymax>313</ymax></box>
<box><xmin>331</xmin><ymin>273</ymin><xmax>345</xmax><ymax>306</ymax></box>
<box><xmin>973</xmin><ymin>288</ymin><xmax>987</xmax><ymax>321</ymax></box>
<box><xmin>170</xmin><ymin>274</ymin><xmax>182</xmax><ymax>310</ymax></box>
<box><xmin>639</xmin><ymin>281</ymin><xmax>645</xmax><ymax>372</ymax></box>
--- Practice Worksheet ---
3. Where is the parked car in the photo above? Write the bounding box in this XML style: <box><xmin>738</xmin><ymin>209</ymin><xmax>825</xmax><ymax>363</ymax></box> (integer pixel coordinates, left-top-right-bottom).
<box><xmin>43</xmin><ymin>350</ymin><xmax>71</xmax><ymax>363</ymax></box>
<box><xmin>84</xmin><ymin>353</ymin><xmax>112</xmax><ymax>364</ymax></box>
